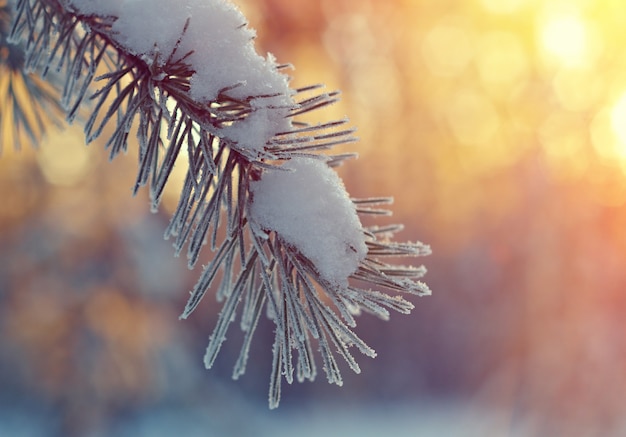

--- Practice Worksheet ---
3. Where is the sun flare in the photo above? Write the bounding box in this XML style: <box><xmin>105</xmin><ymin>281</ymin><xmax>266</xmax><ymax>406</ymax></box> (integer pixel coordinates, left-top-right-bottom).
<box><xmin>540</xmin><ymin>13</ymin><xmax>588</xmax><ymax>66</ymax></box>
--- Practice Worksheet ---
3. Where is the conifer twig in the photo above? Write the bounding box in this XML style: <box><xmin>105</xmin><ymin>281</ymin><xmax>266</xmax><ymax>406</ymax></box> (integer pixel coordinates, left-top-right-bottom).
<box><xmin>7</xmin><ymin>0</ymin><xmax>431</xmax><ymax>408</ymax></box>
<box><xmin>0</xmin><ymin>0</ymin><xmax>62</xmax><ymax>150</ymax></box>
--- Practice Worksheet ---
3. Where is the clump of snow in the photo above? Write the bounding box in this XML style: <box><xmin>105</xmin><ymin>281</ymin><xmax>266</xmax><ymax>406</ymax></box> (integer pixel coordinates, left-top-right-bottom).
<box><xmin>220</xmin><ymin>105</ymin><xmax>279</xmax><ymax>150</ymax></box>
<box><xmin>70</xmin><ymin>0</ymin><xmax>189</xmax><ymax>60</ymax></box>
<box><xmin>249</xmin><ymin>157</ymin><xmax>367</xmax><ymax>287</ymax></box>
<box><xmin>69</xmin><ymin>0</ymin><xmax>294</xmax><ymax>151</ymax></box>
<box><xmin>68</xmin><ymin>1</ymin><xmax>367</xmax><ymax>283</ymax></box>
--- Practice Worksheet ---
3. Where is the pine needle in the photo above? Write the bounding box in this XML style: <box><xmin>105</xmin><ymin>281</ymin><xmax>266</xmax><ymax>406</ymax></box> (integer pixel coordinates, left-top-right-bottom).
<box><xmin>6</xmin><ymin>0</ymin><xmax>431</xmax><ymax>408</ymax></box>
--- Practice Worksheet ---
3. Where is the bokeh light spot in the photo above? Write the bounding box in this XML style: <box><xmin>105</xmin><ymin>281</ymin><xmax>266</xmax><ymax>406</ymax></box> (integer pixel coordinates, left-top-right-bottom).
<box><xmin>480</xmin><ymin>0</ymin><xmax>526</xmax><ymax>14</ymax></box>
<box><xmin>539</xmin><ymin>12</ymin><xmax>588</xmax><ymax>66</ymax></box>
<box><xmin>36</xmin><ymin>127</ymin><xmax>92</xmax><ymax>186</ymax></box>
<box><xmin>590</xmin><ymin>107</ymin><xmax>626</xmax><ymax>164</ymax></box>
<box><xmin>610</xmin><ymin>91</ymin><xmax>626</xmax><ymax>153</ymax></box>
<box><xmin>539</xmin><ymin>112</ymin><xmax>589</xmax><ymax>181</ymax></box>
<box><xmin>446</xmin><ymin>90</ymin><xmax>500</xmax><ymax>145</ymax></box>
<box><xmin>475</xmin><ymin>31</ymin><xmax>529</xmax><ymax>94</ymax></box>
<box><xmin>553</xmin><ymin>68</ymin><xmax>604</xmax><ymax>111</ymax></box>
<box><xmin>422</xmin><ymin>20</ymin><xmax>473</xmax><ymax>77</ymax></box>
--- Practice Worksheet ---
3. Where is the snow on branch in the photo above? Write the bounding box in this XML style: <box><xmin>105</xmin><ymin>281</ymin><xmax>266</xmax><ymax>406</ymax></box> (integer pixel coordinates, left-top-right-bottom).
<box><xmin>7</xmin><ymin>0</ymin><xmax>431</xmax><ymax>408</ymax></box>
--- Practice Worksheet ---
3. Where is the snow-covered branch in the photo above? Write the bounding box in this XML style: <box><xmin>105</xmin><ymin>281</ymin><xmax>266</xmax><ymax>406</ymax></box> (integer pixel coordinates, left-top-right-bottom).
<box><xmin>7</xmin><ymin>0</ymin><xmax>431</xmax><ymax>408</ymax></box>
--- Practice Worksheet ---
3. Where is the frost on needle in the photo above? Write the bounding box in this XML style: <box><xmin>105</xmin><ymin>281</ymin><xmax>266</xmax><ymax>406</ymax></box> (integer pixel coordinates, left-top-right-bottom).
<box><xmin>8</xmin><ymin>0</ymin><xmax>431</xmax><ymax>408</ymax></box>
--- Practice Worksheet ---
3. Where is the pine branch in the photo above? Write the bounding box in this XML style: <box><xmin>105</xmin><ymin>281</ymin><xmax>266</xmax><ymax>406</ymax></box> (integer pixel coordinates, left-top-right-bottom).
<box><xmin>7</xmin><ymin>0</ymin><xmax>431</xmax><ymax>408</ymax></box>
<box><xmin>0</xmin><ymin>1</ymin><xmax>63</xmax><ymax>150</ymax></box>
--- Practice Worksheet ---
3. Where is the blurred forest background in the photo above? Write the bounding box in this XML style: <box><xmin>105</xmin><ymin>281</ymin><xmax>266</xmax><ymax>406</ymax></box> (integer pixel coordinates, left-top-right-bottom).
<box><xmin>2</xmin><ymin>0</ymin><xmax>626</xmax><ymax>435</ymax></box>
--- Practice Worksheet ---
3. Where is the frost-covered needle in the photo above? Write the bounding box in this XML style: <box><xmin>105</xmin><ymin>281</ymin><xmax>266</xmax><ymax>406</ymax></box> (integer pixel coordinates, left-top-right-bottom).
<box><xmin>8</xmin><ymin>0</ymin><xmax>431</xmax><ymax>408</ymax></box>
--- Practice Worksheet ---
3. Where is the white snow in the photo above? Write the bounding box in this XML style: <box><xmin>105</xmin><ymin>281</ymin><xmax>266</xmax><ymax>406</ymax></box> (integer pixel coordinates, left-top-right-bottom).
<box><xmin>249</xmin><ymin>157</ymin><xmax>367</xmax><ymax>287</ymax></box>
<box><xmin>219</xmin><ymin>105</ymin><xmax>279</xmax><ymax>151</ymax></box>
<box><xmin>68</xmin><ymin>0</ymin><xmax>367</xmax><ymax>285</ymax></box>
<box><xmin>69</xmin><ymin>0</ymin><xmax>294</xmax><ymax>151</ymax></box>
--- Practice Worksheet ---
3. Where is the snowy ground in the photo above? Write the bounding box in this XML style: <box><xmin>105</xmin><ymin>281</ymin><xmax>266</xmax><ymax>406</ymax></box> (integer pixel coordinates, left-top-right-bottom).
<box><xmin>1</xmin><ymin>398</ymin><xmax>601</xmax><ymax>437</ymax></box>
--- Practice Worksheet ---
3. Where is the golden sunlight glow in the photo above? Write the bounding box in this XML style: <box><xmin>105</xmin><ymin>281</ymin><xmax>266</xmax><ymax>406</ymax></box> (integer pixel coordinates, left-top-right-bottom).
<box><xmin>539</xmin><ymin>12</ymin><xmax>588</xmax><ymax>66</ymax></box>
<box><xmin>553</xmin><ymin>68</ymin><xmax>603</xmax><ymax>111</ymax></box>
<box><xmin>422</xmin><ymin>20</ymin><xmax>473</xmax><ymax>77</ymax></box>
<box><xmin>160</xmin><ymin>100</ymin><xmax>192</xmax><ymax>213</ymax></box>
<box><xmin>36</xmin><ymin>128</ymin><xmax>92</xmax><ymax>186</ymax></box>
<box><xmin>610</xmin><ymin>92</ymin><xmax>626</xmax><ymax>154</ymax></box>
<box><xmin>539</xmin><ymin>112</ymin><xmax>589</xmax><ymax>181</ymax></box>
<box><xmin>480</xmin><ymin>0</ymin><xmax>526</xmax><ymax>14</ymax></box>
<box><xmin>475</xmin><ymin>31</ymin><xmax>529</xmax><ymax>93</ymax></box>
<box><xmin>590</xmin><ymin>106</ymin><xmax>626</xmax><ymax>163</ymax></box>
<box><xmin>446</xmin><ymin>90</ymin><xmax>500</xmax><ymax>145</ymax></box>
<box><xmin>161</xmin><ymin>150</ymin><xmax>191</xmax><ymax>213</ymax></box>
